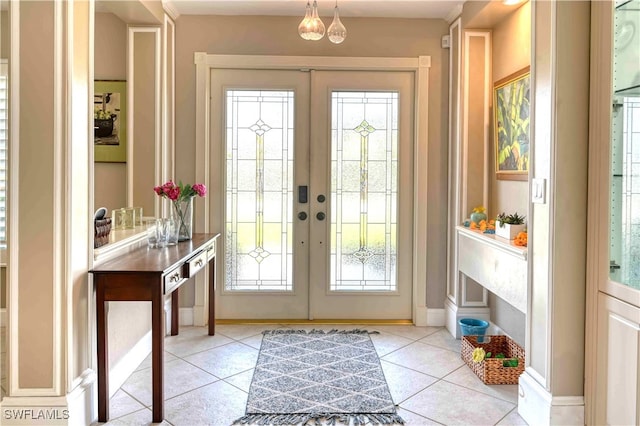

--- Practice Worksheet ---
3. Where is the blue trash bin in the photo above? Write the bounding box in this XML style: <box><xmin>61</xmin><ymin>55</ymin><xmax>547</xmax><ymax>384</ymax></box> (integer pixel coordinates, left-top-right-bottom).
<box><xmin>459</xmin><ymin>318</ymin><xmax>489</xmax><ymax>342</ymax></box>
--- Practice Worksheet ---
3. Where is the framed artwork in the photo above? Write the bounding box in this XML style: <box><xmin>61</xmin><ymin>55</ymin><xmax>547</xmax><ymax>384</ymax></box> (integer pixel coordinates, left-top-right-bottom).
<box><xmin>494</xmin><ymin>66</ymin><xmax>530</xmax><ymax>181</ymax></box>
<box><xmin>94</xmin><ymin>80</ymin><xmax>126</xmax><ymax>163</ymax></box>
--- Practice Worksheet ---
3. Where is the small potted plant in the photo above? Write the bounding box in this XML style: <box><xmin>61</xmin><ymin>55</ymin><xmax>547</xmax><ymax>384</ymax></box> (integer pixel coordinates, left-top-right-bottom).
<box><xmin>495</xmin><ymin>212</ymin><xmax>526</xmax><ymax>240</ymax></box>
<box><xmin>94</xmin><ymin>107</ymin><xmax>117</xmax><ymax>138</ymax></box>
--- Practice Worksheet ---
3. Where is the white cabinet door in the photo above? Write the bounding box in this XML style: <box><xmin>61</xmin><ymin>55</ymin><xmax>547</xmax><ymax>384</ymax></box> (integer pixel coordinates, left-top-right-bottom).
<box><xmin>595</xmin><ymin>293</ymin><xmax>640</xmax><ymax>425</ymax></box>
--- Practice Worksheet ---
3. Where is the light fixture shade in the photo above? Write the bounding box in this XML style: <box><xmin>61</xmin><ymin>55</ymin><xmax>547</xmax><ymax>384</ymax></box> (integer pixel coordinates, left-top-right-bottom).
<box><xmin>299</xmin><ymin>0</ymin><xmax>325</xmax><ymax>41</ymax></box>
<box><xmin>327</xmin><ymin>4</ymin><xmax>347</xmax><ymax>44</ymax></box>
<box><xmin>298</xmin><ymin>1</ymin><xmax>314</xmax><ymax>40</ymax></box>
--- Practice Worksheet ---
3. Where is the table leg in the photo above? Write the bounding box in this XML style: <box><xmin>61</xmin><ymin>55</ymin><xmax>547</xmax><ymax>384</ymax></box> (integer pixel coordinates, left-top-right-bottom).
<box><xmin>208</xmin><ymin>256</ymin><xmax>216</xmax><ymax>336</ymax></box>
<box><xmin>152</xmin><ymin>286</ymin><xmax>165</xmax><ymax>423</ymax></box>
<box><xmin>96</xmin><ymin>280</ymin><xmax>109</xmax><ymax>422</ymax></box>
<box><xmin>171</xmin><ymin>288</ymin><xmax>179</xmax><ymax>336</ymax></box>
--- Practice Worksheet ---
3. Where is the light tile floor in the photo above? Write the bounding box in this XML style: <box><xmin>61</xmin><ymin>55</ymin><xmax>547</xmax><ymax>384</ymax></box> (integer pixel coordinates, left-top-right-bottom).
<box><xmin>102</xmin><ymin>324</ymin><xmax>529</xmax><ymax>425</ymax></box>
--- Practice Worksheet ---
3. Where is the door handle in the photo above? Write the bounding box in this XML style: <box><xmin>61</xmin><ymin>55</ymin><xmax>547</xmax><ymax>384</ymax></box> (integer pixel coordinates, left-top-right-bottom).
<box><xmin>316</xmin><ymin>212</ymin><xmax>326</xmax><ymax>221</ymax></box>
<box><xmin>298</xmin><ymin>212</ymin><xmax>308</xmax><ymax>221</ymax></box>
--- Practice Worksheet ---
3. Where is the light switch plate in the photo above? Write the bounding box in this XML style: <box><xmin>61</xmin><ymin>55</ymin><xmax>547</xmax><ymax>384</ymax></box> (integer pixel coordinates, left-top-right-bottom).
<box><xmin>532</xmin><ymin>178</ymin><xmax>546</xmax><ymax>204</ymax></box>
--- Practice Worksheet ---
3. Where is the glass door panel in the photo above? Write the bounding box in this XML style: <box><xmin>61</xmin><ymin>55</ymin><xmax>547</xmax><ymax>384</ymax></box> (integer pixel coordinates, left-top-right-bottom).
<box><xmin>610</xmin><ymin>97</ymin><xmax>640</xmax><ymax>287</ymax></box>
<box><xmin>610</xmin><ymin>0</ymin><xmax>640</xmax><ymax>289</ymax></box>
<box><xmin>330</xmin><ymin>92</ymin><xmax>398</xmax><ymax>292</ymax></box>
<box><xmin>225</xmin><ymin>90</ymin><xmax>295</xmax><ymax>292</ymax></box>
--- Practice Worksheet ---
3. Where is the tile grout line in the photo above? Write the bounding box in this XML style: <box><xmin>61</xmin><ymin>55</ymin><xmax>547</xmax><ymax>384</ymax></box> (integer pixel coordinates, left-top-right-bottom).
<box><xmin>173</xmin><ymin>342</ymin><xmax>258</xmax><ymax>383</ymax></box>
<box><xmin>118</xmin><ymin>388</ymin><xmax>149</xmax><ymax>415</ymax></box>
<box><xmin>159</xmin><ymin>378</ymin><xmax>230</xmax><ymax>406</ymax></box>
<box><xmin>221</xmin><ymin>375</ymin><xmax>252</xmax><ymax>396</ymax></box>
<box><xmin>439</xmin><ymin>364</ymin><xmax>520</xmax><ymax>405</ymax></box>
<box><xmin>103</xmin><ymin>405</ymin><xmax>150</xmax><ymax>423</ymax></box>
<box><xmin>165</xmin><ymin>336</ymin><xmax>250</xmax><ymax>359</ymax></box>
<box><xmin>397</xmin><ymin>405</ymin><xmax>447</xmax><ymax>426</ymax></box>
<box><xmin>378</xmin><ymin>356</ymin><xmax>463</xmax><ymax>380</ymax></box>
<box><xmin>441</xmin><ymin>375</ymin><xmax>520</xmax><ymax>405</ymax></box>
<box><xmin>494</xmin><ymin>406</ymin><xmax>522</xmax><ymax>425</ymax></box>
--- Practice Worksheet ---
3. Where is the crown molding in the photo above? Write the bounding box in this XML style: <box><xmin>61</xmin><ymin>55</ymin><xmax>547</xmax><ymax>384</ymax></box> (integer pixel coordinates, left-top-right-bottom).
<box><xmin>446</xmin><ymin>4</ymin><xmax>463</xmax><ymax>24</ymax></box>
<box><xmin>162</xmin><ymin>0</ymin><xmax>180</xmax><ymax>21</ymax></box>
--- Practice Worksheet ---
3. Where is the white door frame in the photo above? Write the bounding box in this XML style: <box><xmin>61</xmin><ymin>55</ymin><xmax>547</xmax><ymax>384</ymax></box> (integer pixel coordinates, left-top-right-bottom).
<box><xmin>193</xmin><ymin>53</ymin><xmax>431</xmax><ymax>326</ymax></box>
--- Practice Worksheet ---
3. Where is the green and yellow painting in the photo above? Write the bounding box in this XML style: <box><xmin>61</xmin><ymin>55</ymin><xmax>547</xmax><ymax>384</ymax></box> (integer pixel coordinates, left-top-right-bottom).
<box><xmin>494</xmin><ymin>70</ymin><xmax>530</xmax><ymax>178</ymax></box>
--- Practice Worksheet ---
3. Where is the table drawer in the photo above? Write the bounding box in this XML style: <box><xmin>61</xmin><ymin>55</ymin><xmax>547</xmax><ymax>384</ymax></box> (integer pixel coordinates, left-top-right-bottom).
<box><xmin>206</xmin><ymin>242</ymin><xmax>216</xmax><ymax>260</ymax></box>
<box><xmin>164</xmin><ymin>265</ymin><xmax>186</xmax><ymax>295</ymax></box>
<box><xmin>185</xmin><ymin>250</ymin><xmax>208</xmax><ymax>278</ymax></box>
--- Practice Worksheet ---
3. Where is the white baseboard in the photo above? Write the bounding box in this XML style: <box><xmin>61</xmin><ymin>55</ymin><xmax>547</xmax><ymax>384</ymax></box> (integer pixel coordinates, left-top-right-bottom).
<box><xmin>193</xmin><ymin>305</ymin><xmax>206</xmax><ymax>327</ymax></box>
<box><xmin>0</xmin><ymin>370</ymin><xmax>97</xmax><ymax>425</ymax></box>
<box><xmin>179</xmin><ymin>307</ymin><xmax>194</xmax><ymax>326</ymax></box>
<box><xmin>413</xmin><ymin>305</ymin><xmax>428</xmax><ymax>326</ymax></box>
<box><xmin>165</xmin><ymin>297</ymin><xmax>172</xmax><ymax>336</ymax></box>
<box><xmin>445</xmin><ymin>298</ymin><xmax>490</xmax><ymax>339</ymax></box>
<box><xmin>108</xmin><ymin>331</ymin><xmax>151</xmax><ymax>398</ymax></box>
<box><xmin>426</xmin><ymin>308</ymin><xmax>445</xmax><ymax>326</ymax></box>
<box><xmin>66</xmin><ymin>369</ymin><xmax>96</xmax><ymax>426</ymax></box>
<box><xmin>0</xmin><ymin>308</ymin><xmax>6</xmax><ymax>326</ymax></box>
<box><xmin>163</xmin><ymin>299</ymin><xmax>195</xmax><ymax>332</ymax></box>
<box><xmin>518</xmin><ymin>370</ymin><xmax>585</xmax><ymax>425</ymax></box>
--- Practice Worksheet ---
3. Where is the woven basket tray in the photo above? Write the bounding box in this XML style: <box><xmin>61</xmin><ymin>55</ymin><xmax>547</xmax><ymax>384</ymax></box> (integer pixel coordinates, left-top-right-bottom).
<box><xmin>94</xmin><ymin>217</ymin><xmax>112</xmax><ymax>249</ymax></box>
<box><xmin>461</xmin><ymin>335</ymin><xmax>525</xmax><ymax>385</ymax></box>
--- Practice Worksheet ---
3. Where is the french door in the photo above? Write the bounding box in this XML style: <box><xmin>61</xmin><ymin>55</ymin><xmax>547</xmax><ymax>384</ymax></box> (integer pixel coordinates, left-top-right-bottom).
<box><xmin>210</xmin><ymin>68</ymin><xmax>414</xmax><ymax>320</ymax></box>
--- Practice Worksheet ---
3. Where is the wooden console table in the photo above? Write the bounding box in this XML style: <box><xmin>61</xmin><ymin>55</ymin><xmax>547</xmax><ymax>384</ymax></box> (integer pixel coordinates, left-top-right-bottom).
<box><xmin>90</xmin><ymin>233</ymin><xmax>220</xmax><ymax>423</ymax></box>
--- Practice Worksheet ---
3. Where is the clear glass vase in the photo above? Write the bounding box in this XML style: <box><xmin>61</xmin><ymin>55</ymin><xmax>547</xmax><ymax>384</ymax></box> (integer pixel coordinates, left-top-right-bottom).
<box><xmin>172</xmin><ymin>197</ymin><xmax>193</xmax><ymax>241</ymax></box>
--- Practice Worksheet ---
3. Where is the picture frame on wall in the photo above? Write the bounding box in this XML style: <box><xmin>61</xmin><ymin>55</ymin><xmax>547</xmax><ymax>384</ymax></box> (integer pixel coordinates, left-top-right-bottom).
<box><xmin>94</xmin><ymin>80</ymin><xmax>126</xmax><ymax>163</ymax></box>
<box><xmin>494</xmin><ymin>66</ymin><xmax>530</xmax><ymax>181</ymax></box>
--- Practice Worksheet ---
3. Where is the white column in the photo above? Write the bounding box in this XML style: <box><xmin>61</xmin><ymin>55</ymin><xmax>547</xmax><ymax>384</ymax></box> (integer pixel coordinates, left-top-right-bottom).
<box><xmin>518</xmin><ymin>1</ymin><xmax>590</xmax><ymax>424</ymax></box>
<box><xmin>1</xmin><ymin>1</ymin><xmax>94</xmax><ymax>425</ymax></box>
<box><xmin>445</xmin><ymin>27</ymin><xmax>492</xmax><ymax>336</ymax></box>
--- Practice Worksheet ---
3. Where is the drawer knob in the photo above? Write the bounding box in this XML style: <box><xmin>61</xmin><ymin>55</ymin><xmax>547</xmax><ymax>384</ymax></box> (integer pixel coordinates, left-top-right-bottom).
<box><xmin>195</xmin><ymin>258</ymin><xmax>204</xmax><ymax>267</ymax></box>
<box><xmin>170</xmin><ymin>272</ymin><xmax>181</xmax><ymax>282</ymax></box>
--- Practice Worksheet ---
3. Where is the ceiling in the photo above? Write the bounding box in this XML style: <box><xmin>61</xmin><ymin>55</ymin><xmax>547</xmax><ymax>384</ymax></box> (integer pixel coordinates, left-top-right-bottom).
<box><xmin>162</xmin><ymin>0</ymin><xmax>465</xmax><ymax>20</ymax></box>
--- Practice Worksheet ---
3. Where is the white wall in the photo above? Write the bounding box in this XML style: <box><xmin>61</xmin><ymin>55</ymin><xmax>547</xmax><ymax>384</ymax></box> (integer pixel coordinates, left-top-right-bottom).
<box><xmin>490</xmin><ymin>2</ymin><xmax>530</xmax><ymax>218</ymax></box>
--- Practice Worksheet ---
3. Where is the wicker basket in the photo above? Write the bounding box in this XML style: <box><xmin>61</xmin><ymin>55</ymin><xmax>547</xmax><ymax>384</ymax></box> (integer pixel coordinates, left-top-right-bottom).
<box><xmin>461</xmin><ymin>335</ymin><xmax>525</xmax><ymax>385</ymax></box>
<box><xmin>94</xmin><ymin>217</ymin><xmax>112</xmax><ymax>248</ymax></box>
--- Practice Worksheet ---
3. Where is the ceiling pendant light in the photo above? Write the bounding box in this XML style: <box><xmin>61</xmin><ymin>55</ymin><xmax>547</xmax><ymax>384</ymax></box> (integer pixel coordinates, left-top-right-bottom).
<box><xmin>298</xmin><ymin>0</ymin><xmax>325</xmax><ymax>41</ymax></box>
<box><xmin>327</xmin><ymin>0</ymin><xmax>347</xmax><ymax>44</ymax></box>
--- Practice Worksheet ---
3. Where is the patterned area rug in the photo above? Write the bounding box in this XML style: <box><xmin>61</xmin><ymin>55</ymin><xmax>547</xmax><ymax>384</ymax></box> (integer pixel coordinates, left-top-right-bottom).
<box><xmin>234</xmin><ymin>329</ymin><xmax>404</xmax><ymax>426</ymax></box>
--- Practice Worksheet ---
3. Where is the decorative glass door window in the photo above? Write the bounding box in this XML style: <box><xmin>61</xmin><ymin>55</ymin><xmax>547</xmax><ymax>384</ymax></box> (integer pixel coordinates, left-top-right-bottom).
<box><xmin>330</xmin><ymin>91</ymin><xmax>398</xmax><ymax>291</ymax></box>
<box><xmin>609</xmin><ymin>1</ymin><xmax>640</xmax><ymax>289</ymax></box>
<box><xmin>225</xmin><ymin>90</ymin><xmax>294</xmax><ymax>291</ymax></box>
<box><xmin>611</xmin><ymin>96</ymin><xmax>640</xmax><ymax>288</ymax></box>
